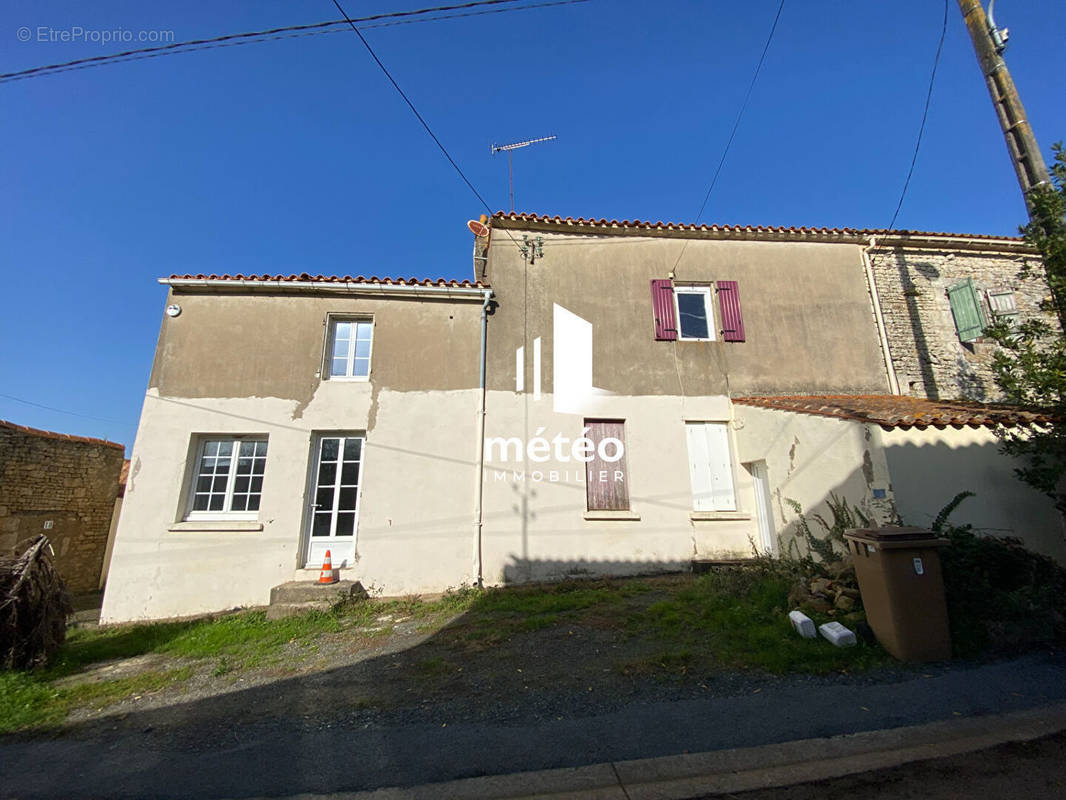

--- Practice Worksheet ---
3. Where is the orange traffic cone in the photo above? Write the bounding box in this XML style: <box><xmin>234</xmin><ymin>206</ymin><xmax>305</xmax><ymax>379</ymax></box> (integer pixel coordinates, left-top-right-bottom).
<box><xmin>318</xmin><ymin>550</ymin><xmax>337</xmax><ymax>585</ymax></box>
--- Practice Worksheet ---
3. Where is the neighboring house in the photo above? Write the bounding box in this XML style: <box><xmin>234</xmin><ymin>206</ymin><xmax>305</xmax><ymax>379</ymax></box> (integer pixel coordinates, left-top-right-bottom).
<box><xmin>0</xmin><ymin>420</ymin><xmax>125</xmax><ymax>593</ymax></box>
<box><xmin>865</xmin><ymin>233</ymin><xmax>1053</xmax><ymax>401</ymax></box>
<box><xmin>101</xmin><ymin>213</ymin><xmax>1064</xmax><ymax>622</ymax></box>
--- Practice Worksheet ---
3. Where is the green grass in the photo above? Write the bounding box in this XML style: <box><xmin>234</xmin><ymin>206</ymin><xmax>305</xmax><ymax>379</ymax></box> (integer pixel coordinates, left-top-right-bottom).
<box><xmin>0</xmin><ymin>572</ymin><xmax>892</xmax><ymax>734</ymax></box>
<box><xmin>625</xmin><ymin>571</ymin><xmax>889</xmax><ymax>675</ymax></box>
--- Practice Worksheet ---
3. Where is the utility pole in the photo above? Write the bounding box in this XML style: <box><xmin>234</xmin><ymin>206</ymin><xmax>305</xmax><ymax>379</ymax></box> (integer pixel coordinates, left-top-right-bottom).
<box><xmin>957</xmin><ymin>0</ymin><xmax>1050</xmax><ymax>212</ymax></box>
<box><xmin>491</xmin><ymin>135</ymin><xmax>557</xmax><ymax>213</ymax></box>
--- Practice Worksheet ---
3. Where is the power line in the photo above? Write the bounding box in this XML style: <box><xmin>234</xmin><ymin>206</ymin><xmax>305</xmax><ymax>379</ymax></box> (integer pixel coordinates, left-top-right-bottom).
<box><xmin>0</xmin><ymin>392</ymin><xmax>129</xmax><ymax>426</ymax></box>
<box><xmin>671</xmin><ymin>0</ymin><xmax>786</xmax><ymax>276</ymax></box>
<box><xmin>1</xmin><ymin>0</ymin><xmax>580</xmax><ymax>84</ymax></box>
<box><xmin>331</xmin><ymin>0</ymin><xmax>497</xmax><ymax>215</ymax></box>
<box><xmin>886</xmin><ymin>0</ymin><xmax>949</xmax><ymax>230</ymax></box>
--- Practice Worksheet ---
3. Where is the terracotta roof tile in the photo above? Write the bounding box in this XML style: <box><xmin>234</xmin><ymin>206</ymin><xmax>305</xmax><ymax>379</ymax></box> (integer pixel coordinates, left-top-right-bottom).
<box><xmin>167</xmin><ymin>274</ymin><xmax>488</xmax><ymax>288</ymax></box>
<box><xmin>491</xmin><ymin>212</ymin><xmax>1025</xmax><ymax>243</ymax></box>
<box><xmin>0</xmin><ymin>419</ymin><xmax>124</xmax><ymax>450</ymax></box>
<box><xmin>732</xmin><ymin>395</ymin><xmax>1055</xmax><ymax>430</ymax></box>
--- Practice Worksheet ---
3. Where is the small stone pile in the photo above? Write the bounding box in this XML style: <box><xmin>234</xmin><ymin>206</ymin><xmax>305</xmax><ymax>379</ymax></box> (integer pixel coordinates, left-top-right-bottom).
<box><xmin>787</xmin><ymin>560</ymin><xmax>862</xmax><ymax>618</ymax></box>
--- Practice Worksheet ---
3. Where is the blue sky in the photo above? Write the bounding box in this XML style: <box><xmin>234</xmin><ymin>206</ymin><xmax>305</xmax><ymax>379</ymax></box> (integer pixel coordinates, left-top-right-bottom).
<box><xmin>2</xmin><ymin>1</ymin><xmax>1064</xmax><ymax>451</ymax></box>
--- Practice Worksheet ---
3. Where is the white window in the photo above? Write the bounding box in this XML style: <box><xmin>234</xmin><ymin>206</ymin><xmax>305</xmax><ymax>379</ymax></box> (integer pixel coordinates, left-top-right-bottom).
<box><xmin>674</xmin><ymin>286</ymin><xmax>716</xmax><ymax>341</ymax></box>
<box><xmin>685</xmin><ymin>422</ymin><xmax>736</xmax><ymax>511</ymax></box>
<box><xmin>187</xmin><ymin>437</ymin><xmax>268</xmax><ymax>519</ymax></box>
<box><xmin>328</xmin><ymin>319</ymin><xmax>373</xmax><ymax>380</ymax></box>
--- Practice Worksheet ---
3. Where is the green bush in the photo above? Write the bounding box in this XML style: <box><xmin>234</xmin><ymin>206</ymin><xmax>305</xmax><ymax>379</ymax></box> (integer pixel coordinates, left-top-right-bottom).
<box><xmin>940</xmin><ymin>523</ymin><xmax>1066</xmax><ymax>657</ymax></box>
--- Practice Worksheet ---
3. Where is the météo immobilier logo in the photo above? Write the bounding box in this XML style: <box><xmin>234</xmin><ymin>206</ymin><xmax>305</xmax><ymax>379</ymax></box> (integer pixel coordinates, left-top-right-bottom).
<box><xmin>486</xmin><ymin>304</ymin><xmax>623</xmax><ymax>484</ymax></box>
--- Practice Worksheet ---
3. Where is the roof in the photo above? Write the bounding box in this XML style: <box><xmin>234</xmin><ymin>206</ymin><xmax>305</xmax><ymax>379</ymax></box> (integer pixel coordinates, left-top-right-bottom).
<box><xmin>0</xmin><ymin>419</ymin><xmax>125</xmax><ymax>450</ymax></box>
<box><xmin>166</xmin><ymin>274</ymin><xmax>487</xmax><ymax>288</ymax></box>
<box><xmin>732</xmin><ymin>395</ymin><xmax>1055</xmax><ymax>431</ymax></box>
<box><xmin>491</xmin><ymin>212</ymin><xmax>1029</xmax><ymax>249</ymax></box>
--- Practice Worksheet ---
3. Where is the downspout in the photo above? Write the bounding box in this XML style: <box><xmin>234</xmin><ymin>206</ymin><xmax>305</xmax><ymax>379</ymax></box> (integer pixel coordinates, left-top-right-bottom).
<box><xmin>862</xmin><ymin>236</ymin><xmax>902</xmax><ymax>395</ymax></box>
<box><xmin>473</xmin><ymin>288</ymin><xmax>493</xmax><ymax>588</ymax></box>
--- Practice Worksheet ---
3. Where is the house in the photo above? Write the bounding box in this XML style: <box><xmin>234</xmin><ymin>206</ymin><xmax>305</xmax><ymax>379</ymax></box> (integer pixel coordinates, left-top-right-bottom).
<box><xmin>0</xmin><ymin>420</ymin><xmax>126</xmax><ymax>593</ymax></box>
<box><xmin>100</xmin><ymin>214</ymin><xmax>1064</xmax><ymax>623</ymax></box>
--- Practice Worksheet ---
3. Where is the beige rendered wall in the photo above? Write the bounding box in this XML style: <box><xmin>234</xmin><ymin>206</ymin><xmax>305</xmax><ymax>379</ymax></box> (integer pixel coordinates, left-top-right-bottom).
<box><xmin>101</xmin><ymin>290</ymin><xmax>485</xmax><ymax>622</ymax></box>
<box><xmin>479</xmin><ymin>392</ymin><xmax>761</xmax><ymax>584</ymax></box>
<box><xmin>881</xmin><ymin>426</ymin><xmax>1066</xmax><ymax>561</ymax></box>
<box><xmin>734</xmin><ymin>406</ymin><xmax>896</xmax><ymax>558</ymax></box>
<box><xmin>484</xmin><ymin>228</ymin><xmax>892</xmax><ymax>397</ymax></box>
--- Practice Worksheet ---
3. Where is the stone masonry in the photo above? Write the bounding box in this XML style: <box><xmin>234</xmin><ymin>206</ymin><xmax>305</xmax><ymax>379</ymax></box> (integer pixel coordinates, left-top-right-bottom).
<box><xmin>869</xmin><ymin>244</ymin><xmax>1054</xmax><ymax>401</ymax></box>
<box><xmin>0</xmin><ymin>420</ymin><xmax>125</xmax><ymax>593</ymax></box>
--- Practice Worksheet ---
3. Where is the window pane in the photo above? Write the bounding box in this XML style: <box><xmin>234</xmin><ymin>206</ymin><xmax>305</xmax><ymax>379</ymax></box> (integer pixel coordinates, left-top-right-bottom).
<box><xmin>320</xmin><ymin>439</ymin><xmax>339</xmax><ymax>461</ymax></box>
<box><xmin>341</xmin><ymin>462</ymin><xmax>360</xmax><ymax>485</ymax></box>
<box><xmin>209</xmin><ymin>494</ymin><xmax>225</xmax><ymax>511</ymax></box>
<box><xmin>192</xmin><ymin>494</ymin><xmax>209</xmax><ymax>511</ymax></box>
<box><xmin>355</xmin><ymin>338</ymin><xmax>371</xmax><ymax>358</ymax></box>
<box><xmin>247</xmin><ymin>495</ymin><xmax>260</xmax><ymax>512</ymax></box>
<box><xmin>239</xmin><ymin>440</ymin><xmax>255</xmax><ymax>458</ymax></box>
<box><xmin>317</xmin><ymin>462</ymin><xmax>336</xmax><ymax>488</ymax></box>
<box><xmin>343</xmin><ymin>438</ymin><xmax>362</xmax><ymax>462</ymax></box>
<box><xmin>316</xmin><ymin>487</ymin><xmax>334</xmax><ymax>510</ymax></box>
<box><xmin>312</xmin><ymin>513</ymin><xmax>332</xmax><ymax>537</ymax></box>
<box><xmin>234</xmin><ymin>476</ymin><xmax>250</xmax><ymax>494</ymax></box>
<box><xmin>355</xmin><ymin>322</ymin><xmax>372</xmax><ymax>341</ymax></box>
<box><xmin>330</xmin><ymin>357</ymin><xmax>348</xmax><ymax>377</ymax></box>
<box><xmin>338</xmin><ymin>487</ymin><xmax>357</xmax><ymax>511</ymax></box>
<box><xmin>254</xmin><ymin>440</ymin><xmax>268</xmax><ymax>457</ymax></box>
<box><xmin>335</xmin><ymin>513</ymin><xmax>356</xmax><ymax>537</ymax></box>
<box><xmin>353</xmin><ymin>358</ymin><xmax>370</xmax><ymax>377</ymax></box>
<box><xmin>249</xmin><ymin>475</ymin><xmax>263</xmax><ymax>494</ymax></box>
<box><xmin>196</xmin><ymin>475</ymin><xmax>213</xmax><ymax>493</ymax></box>
<box><xmin>332</xmin><ymin>336</ymin><xmax>350</xmax><ymax>361</ymax></box>
<box><xmin>677</xmin><ymin>293</ymin><xmax>709</xmax><ymax>339</ymax></box>
<box><xmin>230</xmin><ymin>494</ymin><xmax>249</xmax><ymax>512</ymax></box>
<box><xmin>334</xmin><ymin>322</ymin><xmax>352</xmax><ymax>341</ymax></box>
<box><xmin>236</xmin><ymin>457</ymin><xmax>253</xmax><ymax>475</ymax></box>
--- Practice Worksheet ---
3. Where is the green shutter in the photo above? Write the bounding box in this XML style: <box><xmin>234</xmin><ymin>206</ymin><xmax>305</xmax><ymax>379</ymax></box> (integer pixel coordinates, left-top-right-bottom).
<box><xmin>947</xmin><ymin>278</ymin><xmax>987</xmax><ymax>342</ymax></box>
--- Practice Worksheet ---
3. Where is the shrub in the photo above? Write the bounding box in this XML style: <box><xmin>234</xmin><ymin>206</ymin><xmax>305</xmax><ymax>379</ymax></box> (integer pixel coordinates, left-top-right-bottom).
<box><xmin>940</xmin><ymin>523</ymin><xmax>1066</xmax><ymax>656</ymax></box>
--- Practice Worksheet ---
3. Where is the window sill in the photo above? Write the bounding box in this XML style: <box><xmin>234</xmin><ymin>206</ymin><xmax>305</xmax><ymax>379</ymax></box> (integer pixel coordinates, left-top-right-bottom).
<box><xmin>584</xmin><ymin>510</ymin><xmax>641</xmax><ymax>521</ymax></box>
<box><xmin>325</xmin><ymin>376</ymin><xmax>371</xmax><ymax>382</ymax></box>
<box><xmin>169</xmin><ymin>521</ymin><xmax>264</xmax><ymax>533</ymax></box>
<box><xmin>689</xmin><ymin>511</ymin><xmax>751</xmax><ymax>521</ymax></box>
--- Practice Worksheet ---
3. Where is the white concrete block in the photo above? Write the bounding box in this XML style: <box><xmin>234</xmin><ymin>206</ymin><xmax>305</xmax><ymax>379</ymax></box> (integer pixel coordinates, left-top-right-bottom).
<box><xmin>789</xmin><ymin>610</ymin><xmax>817</xmax><ymax>639</ymax></box>
<box><xmin>819</xmin><ymin>621</ymin><xmax>857</xmax><ymax>647</ymax></box>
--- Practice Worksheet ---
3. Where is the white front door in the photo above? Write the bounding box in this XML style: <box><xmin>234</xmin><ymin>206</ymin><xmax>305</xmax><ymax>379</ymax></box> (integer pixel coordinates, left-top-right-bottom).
<box><xmin>305</xmin><ymin>434</ymin><xmax>364</xmax><ymax>568</ymax></box>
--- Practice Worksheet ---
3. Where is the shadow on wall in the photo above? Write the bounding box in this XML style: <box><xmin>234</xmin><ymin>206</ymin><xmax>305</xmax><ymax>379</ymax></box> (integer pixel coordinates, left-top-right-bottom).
<box><xmin>884</xmin><ymin>434</ymin><xmax>1065</xmax><ymax>562</ymax></box>
<box><xmin>502</xmin><ymin>556</ymin><xmax>687</xmax><ymax>584</ymax></box>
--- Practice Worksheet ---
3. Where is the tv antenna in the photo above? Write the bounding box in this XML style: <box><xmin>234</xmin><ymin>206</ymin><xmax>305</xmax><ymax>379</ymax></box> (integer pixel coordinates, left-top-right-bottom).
<box><xmin>491</xmin><ymin>135</ymin><xmax>557</xmax><ymax>212</ymax></box>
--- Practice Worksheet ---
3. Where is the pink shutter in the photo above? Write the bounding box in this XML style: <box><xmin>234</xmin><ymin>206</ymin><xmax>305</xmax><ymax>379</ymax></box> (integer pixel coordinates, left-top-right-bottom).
<box><xmin>650</xmin><ymin>279</ymin><xmax>677</xmax><ymax>341</ymax></box>
<box><xmin>717</xmin><ymin>280</ymin><xmax>745</xmax><ymax>342</ymax></box>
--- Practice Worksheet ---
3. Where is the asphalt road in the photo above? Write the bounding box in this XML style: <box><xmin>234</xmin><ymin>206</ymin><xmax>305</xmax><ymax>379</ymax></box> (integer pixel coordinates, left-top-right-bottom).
<box><xmin>2</xmin><ymin>652</ymin><xmax>1066</xmax><ymax>799</ymax></box>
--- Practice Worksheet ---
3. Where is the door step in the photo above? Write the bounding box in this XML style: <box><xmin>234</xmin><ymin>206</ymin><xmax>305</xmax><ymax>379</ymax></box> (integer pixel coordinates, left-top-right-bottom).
<box><xmin>266</xmin><ymin>580</ymin><xmax>368</xmax><ymax>619</ymax></box>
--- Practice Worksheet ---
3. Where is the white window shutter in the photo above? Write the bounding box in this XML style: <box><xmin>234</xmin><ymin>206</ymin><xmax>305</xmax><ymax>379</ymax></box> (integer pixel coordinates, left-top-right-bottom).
<box><xmin>686</xmin><ymin>423</ymin><xmax>737</xmax><ymax>512</ymax></box>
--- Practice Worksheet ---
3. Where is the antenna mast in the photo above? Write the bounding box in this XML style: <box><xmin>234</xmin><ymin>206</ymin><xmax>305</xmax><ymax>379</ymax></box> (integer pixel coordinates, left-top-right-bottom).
<box><xmin>491</xmin><ymin>135</ymin><xmax>557</xmax><ymax>213</ymax></box>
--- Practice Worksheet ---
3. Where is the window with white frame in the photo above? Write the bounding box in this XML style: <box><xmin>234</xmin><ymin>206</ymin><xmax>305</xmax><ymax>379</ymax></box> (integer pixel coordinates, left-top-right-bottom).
<box><xmin>684</xmin><ymin>422</ymin><xmax>736</xmax><ymax>511</ymax></box>
<box><xmin>328</xmin><ymin>319</ymin><xmax>373</xmax><ymax>379</ymax></box>
<box><xmin>673</xmin><ymin>286</ymin><xmax>716</xmax><ymax>341</ymax></box>
<box><xmin>187</xmin><ymin>437</ymin><xmax>268</xmax><ymax>519</ymax></box>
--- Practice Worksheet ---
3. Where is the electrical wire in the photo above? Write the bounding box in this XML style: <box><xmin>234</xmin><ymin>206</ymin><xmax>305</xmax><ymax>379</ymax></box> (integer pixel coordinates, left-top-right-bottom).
<box><xmin>331</xmin><ymin>0</ymin><xmax>496</xmax><ymax>214</ymax></box>
<box><xmin>670</xmin><ymin>0</ymin><xmax>786</xmax><ymax>278</ymax></box>
<box><xmin>886</xmin><ymin>0</ymin><xmax>949</xmax><ymax>231</ymax></box>
<box><xmin>0</xmin><ymin>392</ymin><xmax>129</xmax><ymax>426</ymax></box>
<box><xmin>1</xmin><ymin>0</ymin><xmax>585</xmax><ymax>85</ymax></box>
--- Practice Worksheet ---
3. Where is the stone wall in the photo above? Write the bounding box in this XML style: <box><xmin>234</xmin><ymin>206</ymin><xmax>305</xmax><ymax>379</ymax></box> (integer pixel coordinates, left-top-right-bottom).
<box><xmin>0</xmin><ymin>421</ymin><xmax>125</xmax><ymax>593</ymax></box>
<box><xmin>868</xmin><ymin>245</ymin><xmax>1053</xmax><ymax>401</ymax></box>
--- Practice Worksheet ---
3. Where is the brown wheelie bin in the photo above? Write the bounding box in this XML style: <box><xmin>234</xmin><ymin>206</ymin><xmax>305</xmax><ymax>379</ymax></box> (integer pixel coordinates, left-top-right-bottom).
<box><xmin>843</xmin><ymin>527</ymin><xmax>951</xmax><ymax>661</ymax></box>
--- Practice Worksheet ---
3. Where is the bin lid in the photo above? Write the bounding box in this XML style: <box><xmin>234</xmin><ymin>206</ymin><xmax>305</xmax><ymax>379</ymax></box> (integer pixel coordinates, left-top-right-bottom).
<box><xmin>844</xmin><ymin>526</ymin><xmax>948</xmax><ymax>546</ymax></box>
